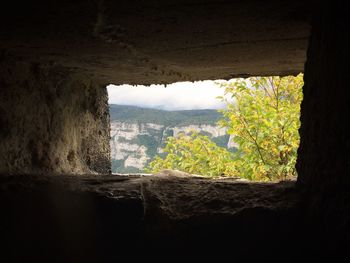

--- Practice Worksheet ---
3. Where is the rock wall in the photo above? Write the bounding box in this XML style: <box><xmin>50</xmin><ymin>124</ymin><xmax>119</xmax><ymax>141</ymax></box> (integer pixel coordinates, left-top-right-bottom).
<box><xmin>297</xmin><ymin>1</ymin><xmax>350</xmax><ymax>189</ymax></box>
<box><xmin>110</xmin><ymin>120</ymin><xmax>234</xmax><ymax>173</ymax></box>
<box><xmin>0</xmin><ymin>173</ymin><xmax>303</xmax><ymax>260</ymax></box>
<box><xmin>110</xmin><ymin>122</ymin><xmax>165</xmax><ymax>171</ymax></box>
<box><xmin>172</xmin><ymin>124</ymin><xmax>227</xmax><ymax>138</ymax></box>
<box><xmin>0</xmin><ymin>60</ymin><xmax>111</xmax><ymax>175</ymax></box>
<box><xmin>295</xmin><ymin>2</ymin><xmax>350</xmax><ymax>253</ymax></box>
<box><xmin>0</xmin><ymin>1</ymin><xmax>311</xmax><ymax>85</ymax></box>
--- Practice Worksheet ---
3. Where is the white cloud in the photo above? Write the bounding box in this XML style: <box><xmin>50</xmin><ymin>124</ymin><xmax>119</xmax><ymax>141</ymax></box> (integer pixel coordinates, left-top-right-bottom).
<box><xmin>107</xmin><ymin>80</ymin><xmax>229</xmax><ymax>111</ymax></box>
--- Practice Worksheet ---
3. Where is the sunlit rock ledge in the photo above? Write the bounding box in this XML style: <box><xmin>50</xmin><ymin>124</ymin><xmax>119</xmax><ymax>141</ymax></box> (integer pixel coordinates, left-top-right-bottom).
<box><xmin>0</xmin><ymin>171</ymin><xmax>299</xmax><ymax>235</ymax></box>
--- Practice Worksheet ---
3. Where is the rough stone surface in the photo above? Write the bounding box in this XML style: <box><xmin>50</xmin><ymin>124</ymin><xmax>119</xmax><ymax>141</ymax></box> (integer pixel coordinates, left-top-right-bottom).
<box><xmin>297</xmin><ymin>2</ymin><xmax>350</xmax><ymax>188</ymax></box>
<box><xmin>0</xmin><ymin>0</ymin><xmax>311</xmax><ymax>85</ymax></box>
<box><xmin>0</xmin><ymin>173</ymin><xmax>305</xmax><ymax>260</ymax></box>
<box><xmin>0</xmin><ymin>0</ymin><xmax>311</xmax><ymax>176</ymax></box>
<box><xmin>110</xmin><ymin>120</ymin><xmax>233</xmax><ymax>172</ymax></box>
<box><xmin>0</xmin><ymin>60</ymin><xmax>111</xmax><ymax>174</ymax></box>
<box><xmin>1</xmin><ymin>0</ymin><xmax>350</xmax><ymax>260</ymax></box>
<box><xmin>294</xmin><ymin>2</ymin><xmax>350</xmax><ymax>257</ymax></box>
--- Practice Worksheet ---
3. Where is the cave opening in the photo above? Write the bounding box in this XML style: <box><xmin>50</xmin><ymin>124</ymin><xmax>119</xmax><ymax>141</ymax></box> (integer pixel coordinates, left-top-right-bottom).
<box><xmin>107</xmin><ymin>75</ymin><xmax>303</xmax><ymax>182</ymax></box>
<box><xmin>3</xmin><ymin>0</ymin><xmax>350</xmax><ymax>259</ymax></box>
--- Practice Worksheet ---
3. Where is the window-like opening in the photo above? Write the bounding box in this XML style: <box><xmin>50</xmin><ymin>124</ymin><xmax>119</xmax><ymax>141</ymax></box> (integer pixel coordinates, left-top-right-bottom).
<box><xmin>107</xmin><ymin>74</ymin><xmax>303</xmax><ymax>181</ymax></box>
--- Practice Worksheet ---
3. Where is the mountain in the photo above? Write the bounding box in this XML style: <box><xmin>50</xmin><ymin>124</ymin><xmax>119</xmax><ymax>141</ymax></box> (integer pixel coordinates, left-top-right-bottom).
<box><xmin>109</xmin><ymin>104</ymin><xmax>236</xmax><ymax>173</ymax></box>
<box><xmin>109</xmin><ymin>104</ymin><xmax>223</xmax><ymax>126</ymax></box>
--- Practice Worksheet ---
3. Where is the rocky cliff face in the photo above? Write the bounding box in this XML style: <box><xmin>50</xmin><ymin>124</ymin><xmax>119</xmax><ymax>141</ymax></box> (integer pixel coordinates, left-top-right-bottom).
<box><xmin>110</xmin><ymin>120</ymin><xmax>235</xmax><ymax>173</ymax></box>
<box><xmin>110</xmin><ymin>122</ymin><xmax>164</xmax><ymax>172</ymax></box>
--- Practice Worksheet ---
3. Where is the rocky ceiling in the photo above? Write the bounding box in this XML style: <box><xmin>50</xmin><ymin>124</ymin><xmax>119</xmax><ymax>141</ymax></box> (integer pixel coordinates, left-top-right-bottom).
<box><xmin>0</xmin><ymin>0</ymin><xmax>311</xmax><ymax>85</ymax></box>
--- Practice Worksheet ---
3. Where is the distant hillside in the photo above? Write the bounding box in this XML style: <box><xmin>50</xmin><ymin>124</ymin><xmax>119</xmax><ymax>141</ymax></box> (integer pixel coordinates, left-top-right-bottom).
<box><xmin>109</xmin><ymin>104</ymin><xmax>223</xmax><ymax>126</ymax></box>
<box><xmin>109</xmin><ymin>104</ymin><xmax>235</xmax><ymax>173</ymax></box>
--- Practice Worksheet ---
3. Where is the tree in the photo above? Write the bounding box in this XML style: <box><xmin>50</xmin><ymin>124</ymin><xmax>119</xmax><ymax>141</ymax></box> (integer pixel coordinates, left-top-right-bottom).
<box><xmin>145</xmin><ymin>132</ymin><xmax>236</xmax><ymax>177</ymax></box>
<box><xmin>218</xmin><ymin>74</ymin><xmax>303</xmax><ymax>181</ymax></box>
<box><xmin>146</xmin><ymin>74</ymin><xmax>303</xmax><ymax>181</ymax></box>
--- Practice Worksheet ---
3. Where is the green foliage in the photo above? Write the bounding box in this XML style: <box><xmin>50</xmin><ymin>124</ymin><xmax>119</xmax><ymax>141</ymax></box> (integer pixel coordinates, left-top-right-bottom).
<box><xmin>136</xmin><ymin>134</ymin><xmax>159</xmax><ymax>157</ymax></box>
<box><xmin>211</xmin><ymin>134</ymin><xmax>231</xmax><ymax>148</ymax></box>
<box><xmin>111</xmin><ymin>159</ymin><xmax>124</xmax><ymax>172</ymax></box>
<box><xmin>146</xmin><ymin>74</ymin><xmax>303</xmax><ymax>181</ymax></box>
<box><xmin>145</xmin><ymin>132</ymin><xmax>236</xmax><ymax>177</ymax></box>
<box><xmin>111</xmin><ymin>159</ymin><xmax>142</xmax><ymax>173</ymax></box>
<box><xmin>218</xmin><ymin>74</ymin><xmax>303</xmax><ymax>181</ymax></box>
<box><xmin>117</xmin><ymin>166</ymin><xmax>142</xmax><ymax>173</ymax></box>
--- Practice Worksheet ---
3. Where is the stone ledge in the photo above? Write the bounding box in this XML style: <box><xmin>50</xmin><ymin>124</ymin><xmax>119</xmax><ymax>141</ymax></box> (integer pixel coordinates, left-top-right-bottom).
<box><xmin>0</xmin><ymin>173</ymin><xmax>305</xmax><ymax>260</ymax></box>
<box><xmin>0</xmin><ymin>173</ymin><xmax>299</xmax><ymax>220</ymax></box>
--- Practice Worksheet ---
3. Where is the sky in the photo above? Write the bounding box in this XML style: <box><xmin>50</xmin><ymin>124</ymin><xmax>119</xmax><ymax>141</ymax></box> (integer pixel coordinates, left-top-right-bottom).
<box><xmin>107</xmin><ymin>80</ymin><xmax>230</xmax><ymax>111</ymax></box>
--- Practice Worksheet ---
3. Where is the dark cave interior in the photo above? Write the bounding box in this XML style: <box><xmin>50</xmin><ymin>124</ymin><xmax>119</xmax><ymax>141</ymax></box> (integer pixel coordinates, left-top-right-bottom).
<box><xmin>1</xmin><ymin>0</ymin><xmax>350</xmax><ymax>260</ymax></box>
